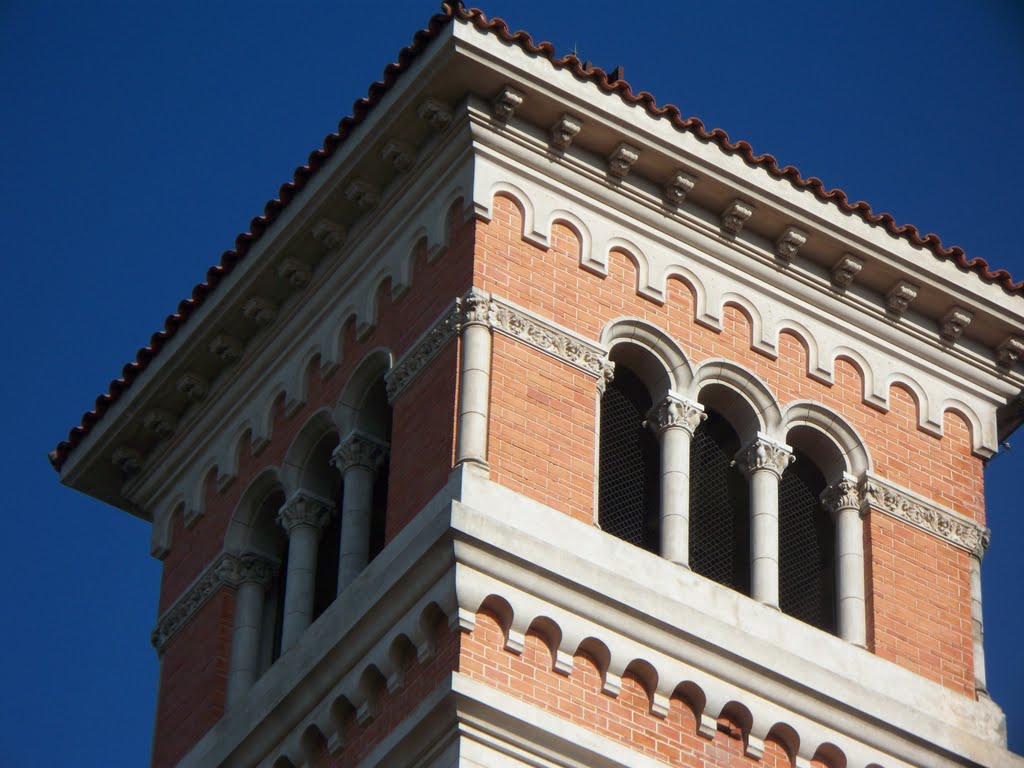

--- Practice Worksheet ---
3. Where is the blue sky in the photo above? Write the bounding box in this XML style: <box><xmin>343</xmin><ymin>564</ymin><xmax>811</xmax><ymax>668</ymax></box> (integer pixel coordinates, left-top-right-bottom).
<box><xmin>2</xmin><ymin>1</ymin><xmax>1022</xmax><ymax>765</ymax></box>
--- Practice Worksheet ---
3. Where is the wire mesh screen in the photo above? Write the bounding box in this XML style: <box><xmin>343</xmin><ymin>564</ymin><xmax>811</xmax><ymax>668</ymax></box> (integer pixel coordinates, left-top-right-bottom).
<box><xmin>778</xmin><ymin>449</ymin><xmax>836</xmax><ymax>632</ymax></box>
<box><xmin>689</xmin><ymin>410</ymin><xmax>750</xmax><ymax>593</ymax></box>
<box><xmin>598</xmin><ymin>366</ymin><xmax>659</xmax><ymax>553</ymax></box>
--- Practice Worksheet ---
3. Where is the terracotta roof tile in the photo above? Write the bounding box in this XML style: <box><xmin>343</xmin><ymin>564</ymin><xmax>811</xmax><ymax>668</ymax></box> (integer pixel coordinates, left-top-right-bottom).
<box><xmin>49</xmin><ymin>1</ymin><xmax>1023</xmax><ymax>471</ymax></box>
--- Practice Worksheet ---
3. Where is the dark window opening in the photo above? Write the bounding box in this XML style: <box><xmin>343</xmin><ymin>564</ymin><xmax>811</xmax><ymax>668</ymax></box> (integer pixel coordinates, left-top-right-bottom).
<box><xmin>778</xmin><ymin>448</ymin><xmax>835</xmax><ymax>633</ymax></box>
<box><xmin>369</xmin><ymin>461</ymin><xmax>389</xmax><ymax>563</ymax></box>
<box><xmin>689</xmin><ymin>409</ymin><xmax>750</xmax><ymax>594</ymax></box>
<box><xmin>312</xmin><ymin>503</ymin><xmax>341</xmax><ymax>622</ymax></box>
<box><xmin>598</xmin><ymin>365</ymin><xmax>659</xmax><ymax>553</ymax></box>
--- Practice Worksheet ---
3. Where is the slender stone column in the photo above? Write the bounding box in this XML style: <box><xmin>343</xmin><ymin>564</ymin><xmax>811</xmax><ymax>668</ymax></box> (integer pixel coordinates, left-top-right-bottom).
<box><xmin>969</xmin><ymin>530</ymin><xmax>991</xmax><ymax>695</ymax></box>
<box><xmin>276</xmin><ymin>491</ymin><xmax>334</xmax><ymax>651</ymax></box>
<box><xmin>331</xmin><ymin>431</ymin><xmax>389</xmax><ymax>594</ymax></box>
<box><xmin>646</xmin><ymin>394</ymin><xmax>705</xmax><ymax>567</ymax></box>
<box><xmin>226</xmin><ymin>553</ymin><xmax>277</xmax><ymax>708</ymax></box>
<box><xmin>455</xmin><ymin>288</ymin><xmax>492</xmax><ymax>466</ymax></box>
<box><xmin>736</xmin><ymin>435</ymin><xmax>794</xmax><ymax>608</ymax></box>
<box><xmin>822</xmin><ymin>478</ymin><xmax>867</xmax><ymax>646</ymax></box>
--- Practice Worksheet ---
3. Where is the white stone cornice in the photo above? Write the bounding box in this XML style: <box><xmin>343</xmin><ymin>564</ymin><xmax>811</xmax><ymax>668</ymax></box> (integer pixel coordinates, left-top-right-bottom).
<box><xmin>645</xmin><ymin>393</ymin><xmax>705</xmax><ymax>435</ymax></box>
<box><xmin>488</xmin><ymin>295</ymin><xmax>609</xmax><ymax>378</ymax></box>
<box><xmin>385</xmin><ymin>299</ymin><xmax>461</xmax><ymax>402</ymax></box>
<box><xmin>330</xmin><ymin>431</ymin><xmax>388</xmax><ymax>473</ymax></box>
<box><xmin>860</xmin><ymin>473</ymin><xmax>989</xmax><ymax>557</ymax></box>
<box><xmin>151</xmin><ymin>551</ymin><xmax>279</xmax><ymax>654</ymax></box>
<box><xmin>276</xmin><ymin>490</ymin><xmax>335</xmax><ymax>535</ymax></box>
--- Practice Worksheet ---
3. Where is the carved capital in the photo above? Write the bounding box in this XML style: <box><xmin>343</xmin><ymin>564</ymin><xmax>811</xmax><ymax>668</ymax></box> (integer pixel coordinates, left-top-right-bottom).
<box><xmin>331</xmin><ymin>431</ymin><xmax>389</xmax><ymax>473</ymax></box>
<box><xmin>381</xmin><ymin>140</ymin><xmax>415</xmax><ymax>172</ymax></box>
<box><xmin>143</xmin><ymin>409</ymin><xmax>177</xmax><ymax>439</ymax></box>
<box><xmin>417</xmin><ymin>98</ymin><xmax>452</xmax><ymax>131</ymax></box>
<box><xmin>209</xmin><ymin>334</ymin><xmax>243</xmax><ymax>362</ymax></box>
<box><xmin>596</xmin><ymin>359</ymin><xmax>616</xmax><ymax>395</ymax></box>
<box><xmin>774</xmin><ymin>226</ymin><xmax>808</xmax><ymax>262</ymax></box>
<box><xmin>276</xmin><ymin>491</ymin><xmax>335</xmax><ymax>535</ymax></box>
<box><xmin>997</xmin><ymin>336</ymin><xmax>1024</xmax><ymax>369</ymax></box>
<box><xmin>607</xmin><ymin>143</ymin><xmax>639</xmax><ymax>179</ymax></box>
<box><xmin>111</xmin><ymin>445</ymin><xmax>143</xmax><ymax>475</ymax></box>
<box><xmin>176</xmin><ymin>372</ymin><xmax>208</xmax><ymax>402</ymax></box>
<box><xmin>664</xmin><ymin>170</ymin><xmax>696</xmax><ymax>206</ymax></box>
<box><xmin>721</xmin><ymin>199</ymin><xmax>754</xmax><ymax>235</ymax></box>
<box><xmin>831</xmin><ymin>254</ymin><xmax>864</xmax><ymax>291</ymax></box>
<box><xmin>235</xmin><ymin>553</ymin><xmax>279</xmax><ymax>588</ymax></box>
<box><xmin>460</xmin><ymin>288</ymin><xmax>491</xmax><ymax>327</ymax></box>
<box><xmin>242</xmin><ymin>296</ymin><xmax>277</xmax><ymax>326</ymax></box>
<box><xmin>492</xmin><ymin>85</ymin><xmax>524</xmax><ymax>120</ymax></box>
<box><xmin>821</xmin><ymin>477</ymin><xmax>861</xmax><ymax>515</ymax></box>
<box><xmin>885</xmin><ymin>280</ymin><xmax>919</xmax><ymax>319</ymax></box>
<box><xmin>646</xmin><ymin>395</ymin><xmax>705</xmax><ymax>436</ymax></box>
<box><xmin>345</xmin><ymin>180</ymin><xmax>379</xmax><ymax>211</ymax></box>
<box><xmin>312</xmin><ymin>218</ymin><xmax>346</xmax><ymax>250</ymax></box>
<box><xmin>277</xmin><ymin>257</ymin><xmax>311</xmax><ymax>289</ymax></box>
<box><xmin>940</xmin><ymin>306</ymin><xmax>974</xmax><ymax>343</ymax></box>
<box><xmin>550</xmin><ymin>113</ymin><xmax>582</xmax><ymax>149</ymax></box>
<box><xmin>736</xmin><ymin>437</ymin><xmax>794</xmax><ymax>479</ymax></box>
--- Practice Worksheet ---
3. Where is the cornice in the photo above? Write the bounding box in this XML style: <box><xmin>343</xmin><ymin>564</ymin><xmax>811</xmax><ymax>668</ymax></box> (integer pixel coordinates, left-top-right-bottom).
<box><xmin>861</xmin><ymin>473</ymin><xmax>990</xmax><ymax>558</ymax></box>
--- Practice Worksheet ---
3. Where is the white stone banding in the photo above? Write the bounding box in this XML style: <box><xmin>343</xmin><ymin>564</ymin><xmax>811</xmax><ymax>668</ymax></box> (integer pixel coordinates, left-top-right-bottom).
<box><xmin>721</xmin><ymin>199</ymin><xmax>754</xmax><ymax>235</ymax></box>
<box><xmin>607</xmin><ymin>143</ymin><xmax>639</xmax><ymax>179</ymax></box>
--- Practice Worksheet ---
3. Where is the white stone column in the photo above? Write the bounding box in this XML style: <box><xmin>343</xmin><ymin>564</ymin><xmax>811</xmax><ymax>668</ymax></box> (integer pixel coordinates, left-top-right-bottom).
<box><xmin>331</xmin><ymin>431</ymin><xmax>389</xmax><ymax>594</ymax></box>
<box><xmin>822</xmin><ymin>478</ymin><xmax>867</xmax><ymax>646</ymax></box>
<box><xmin>969</xmin><ymin>531</ymin><xmax>991</xmax><ymax>695</ymax></box>
<box><xmin>646</xmin><ymin>394</ymin><xmax>705</xmax><ymax>567</ymax></box>
<box><xmin>455</xmin><ymin>288</ymin><xmax>492</xmax><ymax>466</ymax></box>
<box><xmin>737</xmin><ymin>435</ymin><xmax>794</xmax><ymax>608</ymax></box>
<box><xmin>226</xmin><ymin>553</ymin><xmax>277</xmax><ymax>708</ymax></box>
<box><xmin>276</xmin><ymin>490</ymin><xmax>334</xmax><ymax>652</ymax></box>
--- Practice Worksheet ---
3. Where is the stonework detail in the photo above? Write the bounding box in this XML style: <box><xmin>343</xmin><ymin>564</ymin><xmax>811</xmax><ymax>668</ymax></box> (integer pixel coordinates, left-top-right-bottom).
<box><xmin>997</xmin><ymin>336</ymin><xmax>1024</xmax><ymax>369</ymax></box>
<box><xmin>831</xmin><ymin>254</ymin><xmax>864</xmax><ymax>290</ymax></box>
<box><xmin>242</xmin><ymin>297</ymin><xmax>277</xmax><ymax>326</ymax></box>
<box><xmin>607</xmin><ymin>143</ymin><xmax>639</xmax><ymax>178</ymax></box>
<box><xmin>646</xmin><ymin>395</ymin><xmax>705</xmax><ymax>435</ymax></box>
<box><xmin>276</xmin><ymin>491</ymin><xmax>335</xmax><ymax>535</ymax></box>
<box><xmin>345</xmin><ymin>180</ymin><xmax>379</xmax><ymax>211</ymax></box>
<box><xmin>381</xmin><ymin>140</ymin><xmax>415</xmax><ymax>172</ymax></box>
<box><xmin>664</xmin><ymin>170</ymin><xmax>696</xmax><ymax>206</ymax></box>
<box><xmin>150</xmin><ymin>552</ymin><xmax>279</xmax><ymax>653</ymax></box>
<box><xmin>550</xmin><ymin>113</ymin><xmax>582</xmax><ymax>149</ymax></box>
<box><xmin>597</xmin><ymin>359</ymin><xmax>616</xmax><ymax>395</ymax></box>
<box><xmin>489</xmin><ymin>297</ymin><xmax>609</xmax><ymax>377</ymax></box>
<box><xmin>940</xmin><ymin>306</ymin><xmax>974</xmax><ymax>343</ymax></box>
<box><xmin>821</xmin><ymin>477</ymin><xmax>861</xmax><ymax>514</ymax></box>
<box><xmin>736</xmin><ymin>437</ymin><xmax>794</xmax><ymax>478</ymax></box>
<box><xmin>142</xmin><ymin>409</ymin><xmax>177</xmax><ymax>439</ymax></box>
<box><xmin>176</xmin><ymin>372</ymin><xmax>209</xmax><ymax>403</ymax></box>
<box><xmin>492</xmin><ymin>85</ymin><xmax>525</xmax><ymax>120</ymax></box>
<box><xmin>312</xmin><ymin>218</ymin><xmax>346</xmax><ymax>250</ymax></box>
<box><xmin>385</xmin><ymin>301</ymin><xmax>461</xmax><ymax>401</ymax></box>
<box><xmin>721</xmin><ymin>199</ymin><xmax>754</xmax><ymax>234</ymax></box>
<box><xmin>861</xmin><ymin>476</ymin><xmax>989</xmax><ymax>556</ymax></box>
<box><xmin>885</xmin><ymin>280</ymin><xmax>919</xmax><ymax>319</ymax></box>
<box><xmin>277</xmin><ymin>257</ymin><xmax>311</xmax><ymax>289</ymax></box>
<box><xmin>111</xmin><ymin>445</ymin><xmax>143</xmax><ymax>475</ymax></box>
<box><xmin>417</xmin><ymin>98</ymin><xmax>452</xmax><ymax>131</ymax></box>
<box><xmin>331</xmin><ymin>432</ymin><xmax>389</xmax><ymax>472</ymax></box>
<box><xmin>774</xmin><ymin>226</ymin><xmax>808</xmax><ymax>262</ymax></box>
<box><xmin>460</xmin><ymin>288</ymin><xmax>491</xmax><ymax>327</ymax></box>
<box><xmin>209</xmin><ymin>334</ymin><xmax>243</xmax><ymax>363</ymax></box>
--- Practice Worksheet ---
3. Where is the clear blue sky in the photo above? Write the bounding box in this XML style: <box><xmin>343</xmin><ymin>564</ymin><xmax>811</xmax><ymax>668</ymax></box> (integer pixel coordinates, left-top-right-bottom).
<box><xmin>2</xmin><ymin>1</ymin><xmax>1022</xmax><ymax>765</ymax></box>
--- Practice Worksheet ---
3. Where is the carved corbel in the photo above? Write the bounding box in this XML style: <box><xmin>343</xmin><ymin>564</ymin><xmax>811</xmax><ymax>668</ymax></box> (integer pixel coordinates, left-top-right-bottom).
<box><xmin>885</xmin><ymin>280</ymin><xmax>919</xmax><ymax>319</ymax></box>
<box><xmin>209</xmin><ymin>334</ymin><xmax>243</xmax><ymax>363</ymax></box>
<box><xmin>417</xmin><ymin>98</ymin><xmax>452</xmax><ymax>131</ymax></box>
<box><xmin>831</xmin><ymin>254</ymin><xmax>864</xmax><ymax>291</ymax></box>
<box><xmin>721</xmin><ymin>199</ymin><xmax>754</xmax><ymax>235</ymax></box>
<box><xmin>997</xmin><ymin>336</ymin><xmax>1024</xmax><ymax>369</ymax></box>
<box><xmin>940</xmin><ymin>306</ymin><xmax>974</xmax><ymax>343</ymax></box>
<box><xmin>111</xmin><ymin>445</ymin><xmax>143</xmax><ymax>475</ymax></box>
<box><xmin>549</xmin><ymin>114</ymin><xmax>582</xmax><ymax>150</ymax></box>
<box><xmin>242</xmin><ymin>296</ymin><xmax>277</xmax><ymax>327</ymax></box>
<box><xmin>381</xmin><ymin>140</ymin><xmax>415</xmax><ymax>172</ymax></box>
<box><xmin>345</xmin><ymin>180</ymin><xmax>379</xmax><ymax>211</ymax></box>
<box><xmin>774</xmin><ymin>226</ymin><xmax>808</xmax><ymax>263</ymax></box>
<box><xmin>277</xmin><ymin>257</ymin><xmax>311</xmax><ymax>289</ymax></box>
<box><xmin>664</xmin><ymin>170</ymin><xmax>696</xmax><ymax>206</ymax></box>
<box><xmin>607</xmin><ymin>143</ymin><xmax>639</xmax><ymax>179</ymax></box>
<box><xmin>176</xmin><ymin>372</ymin><xmax>208</xmax><ymax>402</ymax></box>
<box><xmin>492</xmin><ymin>85</ymin><xmax>524</xmax><ymax>120</ymax></box>
<box><xmin>142</xmin><ymin>409</ymin><xmax>177</xmax><ymax>439</ymax></box>
<box><xmin>312</xmin><ymin>218</ymin><xmax>346</xmax><ymax>250</ymax></box>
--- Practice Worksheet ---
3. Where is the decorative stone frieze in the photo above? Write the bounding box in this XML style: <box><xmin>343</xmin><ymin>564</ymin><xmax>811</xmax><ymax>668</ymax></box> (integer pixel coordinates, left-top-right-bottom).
<box><xmin>997</xmin><ymin>336</ymin><xmax>1024</xmax><ymax>369</ymax></box>
<box><xmin>142</xmin><ymin>409</ymin><xmax>177</xmax><ymax>439</ymax></box>
<box><xmin>276</xmin><ymin>490</ymin><xmax>335</xmax><ymax>535</ymax></box>
<box><xmin>549</xmin><ymin>113</ymin><xmax>582</xmax><ymax>149</ymax></box>
<box><xmin>345</xmin><ymin>180</ymin><xmax>379</xmax><ymax>211</ymax></box>
<box><xmin>151</xmin><ymin>551</ymin><xmax>278</xmax><ymax>653</ymax></box>
<box><xmin>821</xmin><ymin>477</ymin><xmax>861</xmax><ymax>515</ymax></box>
<box><xmin>209</xmin><ymin>334</ymin><xmax>243</xmax><ymax>362</ymax></box>
<box><xmin>646</xmin><ymin>395</ymin><xmax>705</xmax><ymax>435</ymax></box>
<box><xmin>885</xmin><ymin>280</ymin><xmax>919</xmax><ymax>319</ymax></box>
<box><xmin>721</xmin><ymin>199</ymin><xmax>754</xmax><ymax>235</ymax></box>
<box><xmin>460</xmin><ymin>288</ymin><xmax>491</xmax><ymax>327</ymax></box>
<box><xmin>277</xmin><ymin>257</ymin><xmax>311</xmax><ymax>289</ymax></box>
<box><xmin>607</xmin><ymin>143</ymin><xmax>639</xmax><ymax>178</ymax></box>
<box><xmin>492</xmin><ymin>85</ymin><xmax>525</xmax><ymax>120</ymax></box>
<box><xmin>488</xmin><ymin>297</ymin><xmax>609</xmax><ymax>377</ymax></box>
<box><xmin>860</xmin><ymin>476</ymin><xmax>989</xmax><ymax>557</ymax></box>
<box><xmin>311</xmin><ymin>218</ymin><xmax>346</xmax><ymax>250</ymax></box>
<box><xmin>385</xmin><ymin>301</ymin><xmax>461</xmax><ymax>401</ymax></box>
<box><xmin>331</xmin><ymin>431</ymin><xmax>389</xmax><ymax>473</ymax></box>
<box><xmin>940</xmin><ymin>306</ymin><xmax>974</xmax><ymax>343</ymax></box>
<box><xmin>416</xmin><ymin>98</ymin><xmax>452</xmax><ymax>131</ymax></box>
<box><xmin>831</xmin><ymin>254</ymin><xmax>864</xmax><ymax>291</ymax></box>
<box><xmin>242</xmin><ymin>297</ymin><xmax>277</xmax><ymax>326</ymax></box>
<box><xmin>176</xmin><ymin>372</ymin><xmax>208</xmax><ymax>403</ymax></box>
<box><xmin>381</xmin><ymin>140</ymin><xmax>415</xmax><ymax>172</ymax></box>
<box><xmin>111</xmin><ymin>445</ymin><xmax>143</xmax><ymax>475</ymax></box>
<box><xmin>774</xmin><ymin>226</ymin><xmax>808</xmax><ymax>263</ymax></box>
<box><xmin>736</xmin><ymin>436</ymin><xmax>794</xmax><ymax>479</ymax></box>
<box><xmin>663</xmin><ymin>170</ymin><xmax>696</xmax><ymax>206</ymax></box>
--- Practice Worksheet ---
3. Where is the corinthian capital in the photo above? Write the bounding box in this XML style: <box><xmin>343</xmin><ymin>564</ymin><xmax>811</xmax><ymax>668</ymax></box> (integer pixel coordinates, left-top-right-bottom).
<box><xmin>821</xmin><ymin>477</ymin><xmax>861</xmax><ymax>515</ymax></box>
<box><xmin>331</xmin><ymin>431</ymin><xmax>389</xmax><ymax>472</ymax></box>
<box><xmin>646</xmin><ymin>395</ymin><xmax>705</xmax><ymax>436</ymax></box>
<box><xmin>459</xmin><ymin>288</ymin><xmax>491</xmax><ymax>328</ymax></box>
<box><xmin>235</xmin><ymin>553</ymin><xmax>279</xmax><ymax>588</ymax></box>
<box><xmin>276</xmin><ymin>490</ymin><xmax>335</xmax><ymax>535</ymax></box>
<box><xmin>736</xmin><ymin>436</ymin><xmax>794</xmax><ymax>479</ymax></box>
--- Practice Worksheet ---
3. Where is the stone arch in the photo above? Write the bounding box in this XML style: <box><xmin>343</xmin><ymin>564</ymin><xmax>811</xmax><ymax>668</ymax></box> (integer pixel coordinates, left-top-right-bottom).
<box><xmin>334</xmin><ymin>347</ymin><xmax>394</xmax><ymax>439</ymax></box>
<box><xmin>781</xmin><ymin>401</ymin><xmax>872</xmax><ymax>480</ymax></box>
<box><xmin>776</xmin><ymin>320</ymin><xmax>831</xmax><ymax>383</ymax></box>
<box><xmin>149</xmin><ymin>496</ymin><xmax>184</xmax><ymax>559</ymax></box>
<box><xmin>721</xmin><ymin>293</ymin><xmax>770</xmax><ymax>354</ymax></box>
<box><xmin>941</xmin><ymin>398</ymin><xmax>994</xmax><ymax>457</ymax></box>
<box><xmin>662</xmin><ymin>264</ymin><xmax>710</xmax><ymax>323</ymax></box>
<box><xmin>486</xmin><ymin>183</ymin><xmax>545</xmax><ymax>246</ymax></box>
<box><xmin>692</xmin><ymin>359</ymin><xmax>782</xmax><ymax>443</ymax></box>
<box><xmin>885</xmin><ymin>373</ymin><xmax>939</xmax><ymax>435</ymax></box>
<box><xmin>526</xmin><ymin>616</ymin><xmax>563</xmax><ymax>670</ymax></box>
<box><xmin>476</xmin><ymin>594</ymin><xmax>515</xmax><ymax>644</ymax></box>
<box><xmin>607</xmin><ymin>237</ymin><xmax>657</xmax><ymax>302</ymax></box>
<box><xmin>831</xmin><ymin>347</ymin><xmax>886</xmax><ymax>410</ymax></box>
<box><xmin>224</xmin><ymin>467</ymin><xmax>287</xmax><ymax>557</ymax></box>
<box><xmin>281</xmin><ymin>408</ymin><xmax>341</xmax><ymax>498</ymax></box>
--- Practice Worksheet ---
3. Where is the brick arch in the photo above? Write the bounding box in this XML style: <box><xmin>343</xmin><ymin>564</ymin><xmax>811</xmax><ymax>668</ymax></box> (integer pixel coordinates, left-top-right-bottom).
<box><xmin>547</xmin><ymin>211</ymin><xmax>590</xmax><ymax>265</ymax></box>
<box><xmin>607</xmin><ymin>237</ymin><xmax>654</xmax><ymax>300</ymax></box>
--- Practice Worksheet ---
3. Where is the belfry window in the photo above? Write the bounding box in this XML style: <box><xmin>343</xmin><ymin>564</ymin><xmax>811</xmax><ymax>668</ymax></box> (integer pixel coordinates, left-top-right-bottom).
<box><xmin>598</xmin><ymin>364</ymin><xmax>659</xmax><ymax>553</ymax></box>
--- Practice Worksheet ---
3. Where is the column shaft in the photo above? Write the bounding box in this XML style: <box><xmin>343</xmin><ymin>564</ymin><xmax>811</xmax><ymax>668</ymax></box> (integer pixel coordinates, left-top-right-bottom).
<box><xmin>227</xmin><ymin>579</ymin><xmax>266</xmax><ymax>707</ymax></box>
<box><xmin>749</xmin><ymin>468</ymin><xmax>780</xmax><ymax>607</ymax></box>
<box><xmin>338</xmin><ymin>463</ymin><xmax>375</xmax><ymax>593</ymax></box>
<box><xmin>970</xmin><ymin>554</ymin><xmax>987</xmax><ymax>694</ymax></box>
<box><xmin>456</xmin><ymin>292</ymin><xmax>491</xmax><ymax>466</ymax></box>
<box><xmin>280</xmin><ymin>524</ymin><xmax>320</xmax><ymax>650</ymax></box>
<box><xmin>835</xmin><ymin>505</ymin><xmax>867</xmax><ymax>646</ymax></box>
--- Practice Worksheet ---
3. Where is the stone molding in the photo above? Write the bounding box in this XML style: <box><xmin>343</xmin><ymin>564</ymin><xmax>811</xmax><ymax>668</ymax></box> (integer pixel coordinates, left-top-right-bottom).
<box><xmin>646</xmin><ymin>393</ymin><xmax>705</xmax><ymax>435</ymax></box>
<box><xmin>151</xmin><ymin>551</ymin><xmax>278</xmax><ymax>653</ymax></box>
<box><xmin>860</xmin><ymin>474</ymin><xmax>990</xmax><ymax>557</ymax></box>
<box><xmin>331</xmin><ymin>431</ymin><xmax>389</xmax><ymax>472</ymax></box>
<box><xmin>276</xmin><ymin>490</ymin><xmax>335</xmax><ymax>535</ymax></box>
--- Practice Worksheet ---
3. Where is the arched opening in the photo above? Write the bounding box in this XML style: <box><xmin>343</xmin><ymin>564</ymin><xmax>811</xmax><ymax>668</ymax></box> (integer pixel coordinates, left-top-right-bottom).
<box><xmin>250</xmin><ymin>487</ymin><xmax>288</xmax><ymax>667</ymax></box>
<box><xmin>689</xmin><ymin>407</ymin><xmax>750</xmax><ymax>594</ymax></box>
<box><xmin>598</xmin><ymin>362</ymin><xmax>659</xmax><ymax>553</ymax></box>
